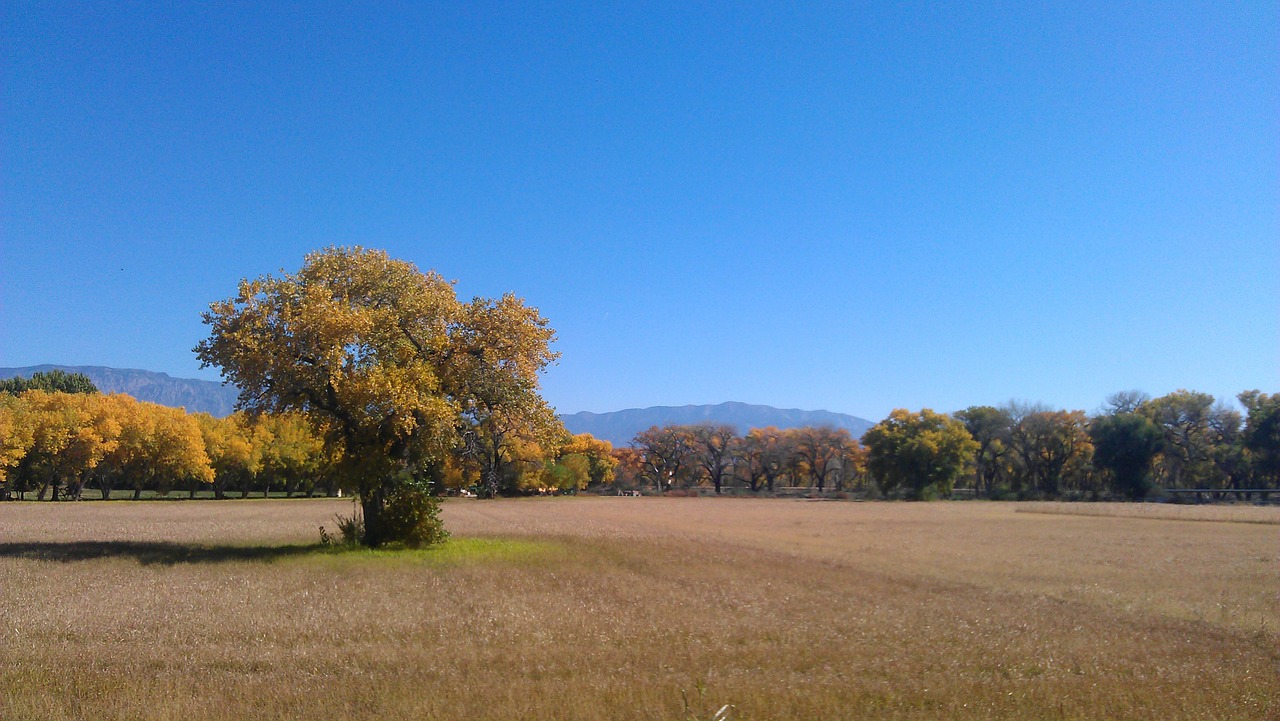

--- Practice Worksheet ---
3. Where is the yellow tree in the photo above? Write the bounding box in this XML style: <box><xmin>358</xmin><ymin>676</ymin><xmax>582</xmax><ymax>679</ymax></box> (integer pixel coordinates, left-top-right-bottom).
<box><xmin>96</xmin><ymin>397</ymin><xmax>212</xmax><ymax>500</ymax></box>
<box><xmin>13</xmin><ymin>390</ymin><xmax>120</xmax><ymax>501</ymax></box>
<box><xmin>632</xmin><ymin>425</ymin><xmax>697</xmax><ymax>492</ymax></box>
<box><xmin>741</xmin><ymin>426</ymin><xmax>788</xmax><ymax>492</ymax></box>
<box><xmin>504</xmin><ymin>436</ymin><xmax>556</xmax><ymax>493</ymax></box>
<box><xmin>147</xmin><ymin>403</ymin><xmax>214</xmax><ymax>498</ymax></box>
<box><xmin>561</xmin><ymin>433</ymin><xmax>617</xmax><ymax>487</ymax></box>
<box><xmin>610</xmin><ymin>446</ymin><xmax>646</xmax><ymax>492</ymax></box>
<box><xmin>255</xmin><ymin>412</ymin><xmax>325</xmax><ymax>497</ymax></box>
<box><xmin>450</xmin><ymin>293</ymin><xmax>564</xmax><ymax>498</ymax></box>
<box><xmin>195</xmin><ymin>412</ymin><xmax>259</xmax><ymax>499</ymax></box>
<box><xmin>792</xmin><ymin>426</ymin><xmax>857</xmax><ymax>492</ymax></box>
<box><xmin>0</xmin><ymin>394</ymin><xmax>35</xmax><ymax>500</ymax></box>
<box><xmin>837</xmin><ymin>432</ymin><xmax>868</xmax><ymax>491</ymax></box>
<box><xmin>526</xmin><ymin>433</ymin><xmax>618</xmax><ymax>494</ymax></box>
<box><xmin>196</xmin><ymin>246</ymin><xmax>559</xmax><ymax>546</ymax></box>
<box><xmin>198</xmin><ymin>247</ymin><xmax>463</xmax><ymax>544</ymax></box>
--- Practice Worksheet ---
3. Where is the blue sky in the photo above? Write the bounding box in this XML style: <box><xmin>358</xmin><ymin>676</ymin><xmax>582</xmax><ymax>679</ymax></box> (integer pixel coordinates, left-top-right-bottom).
<box><xmin>2</xmin><ymin>2</ymin><xmax>1276</xmax><ymax>420</ymax></box>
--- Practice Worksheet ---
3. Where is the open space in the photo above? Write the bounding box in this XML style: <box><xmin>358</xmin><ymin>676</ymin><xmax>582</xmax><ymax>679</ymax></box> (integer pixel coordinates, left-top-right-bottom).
<box><xmin>1</xmin><ymin>497</ymin><xmax>1276</xmax><ymax>720</ymax></box>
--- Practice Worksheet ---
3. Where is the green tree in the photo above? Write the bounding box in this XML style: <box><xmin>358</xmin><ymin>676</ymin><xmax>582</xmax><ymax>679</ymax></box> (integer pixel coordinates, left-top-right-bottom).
<box><xmin>1143</xmin><ymin>390</ymin><xmax>1217</xmax><ymax>488</ymax></box>
<box><xmin>863</xmin><ymin>409</ymin><xmax>978</xmax><ymax>500</ymax></box>
<box><xmin>0</xmin><ymin>370</ymin><xmax>98</xmax><ymax>395</ymax></box>
<box><xmin>1090</xmin><ymin>412</ymin><xmax>1162</xmax><ymax>499</ymax></box>
<box><xmin>195</xmin><ymin>246</ymin><xmax>557</xmax><ymax>546</ymax></box>
<box><xmin>560</xmin><ymin>433</ymin><xmax>618</xmax><ymax>488</ymax></box>
<box><xmin>542</xmin><ymin>452</ymin><xmax>592</xmax><ymax>493</ymax></box>
<box><xmin>954</xmin><ymin>405</ymin><xmax>1013</xmax><ymax>496</ymax></box>
<box><xmin>1239</xmin><ymin>391</ymin><xmax>1280</xmax><ymax>487</ymax></box>
<box><xmin>1012</xmin><ymin>410</ymin><xmax>1094</xmax><ymax>496</ymax></box>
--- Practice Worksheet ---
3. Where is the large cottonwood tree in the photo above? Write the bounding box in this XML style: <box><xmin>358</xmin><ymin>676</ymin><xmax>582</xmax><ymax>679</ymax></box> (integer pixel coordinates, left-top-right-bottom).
<box><xmin>864</xmin><ymin>408</ymin><xmax>977</xmax><ymax>499</ymax></box>
<box><xmin>195</xmin><ymin>246</ymin><xmax>560</xmax><ymax>546</ymax></box>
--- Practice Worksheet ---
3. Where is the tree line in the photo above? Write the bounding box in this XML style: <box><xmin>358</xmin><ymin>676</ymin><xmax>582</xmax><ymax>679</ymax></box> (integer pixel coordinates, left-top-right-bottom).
<box><xmin>5</xmin><ymin>248</ymin><xmax>1276</xmax><ymax>549</ymax></box>
<box><xmin>5</xmin><ymin>248</ymin><xmax>624</xmax><ymax>547</ymax></box>
<box><xmin>609</xmin><ymin>389</ymin><xmax>1279</xmax><ymax>500</ymax></box>
<box><xmin>0</xmin><ymin>372</ymin><xmax>618</xmax><ymax>503</ymax></box>
<box><xmin>3</xmin><ymin>376</ymin><xmax>1275</xmax><ymax>506</ymax></box>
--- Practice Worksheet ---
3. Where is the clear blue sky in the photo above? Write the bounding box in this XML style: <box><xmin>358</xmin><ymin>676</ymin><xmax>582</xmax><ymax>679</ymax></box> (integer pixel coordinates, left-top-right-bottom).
<box><xmin>2</xmin><ymin>2</ymin><xmax>1276</xmax><ymax>420</ymax></box>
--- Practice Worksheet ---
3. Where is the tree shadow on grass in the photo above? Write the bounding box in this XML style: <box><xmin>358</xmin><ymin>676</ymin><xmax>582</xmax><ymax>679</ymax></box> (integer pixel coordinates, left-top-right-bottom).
<box><xmin>0</xmin><ymin>541</ymin><xmax>328</xmax><ymax>565</ymax></box>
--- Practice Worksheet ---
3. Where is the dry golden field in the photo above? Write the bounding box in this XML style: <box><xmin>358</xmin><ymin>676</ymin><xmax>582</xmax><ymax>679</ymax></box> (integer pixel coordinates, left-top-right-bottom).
<box><xmin>1</xmin><ymin>497</ymin><xmax>1276</xmax><ymax>720</ymax></box>
<box><xmin>1017</xmin><ymin>500</ymin><xmax>1280</xmax><ymax>525</ymax></box>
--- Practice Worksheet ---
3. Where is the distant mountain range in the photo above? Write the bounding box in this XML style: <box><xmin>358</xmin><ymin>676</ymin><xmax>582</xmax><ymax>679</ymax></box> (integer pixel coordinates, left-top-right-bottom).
<box><xmin>559</xmin><ymin>401</ymin><xmax>874</xmax><ymax>446</ymax></box>
<box><xmin>0</xmin><ymin>366</ymin><xmax>874</xmax><ymax>444</ymax></box>
<box><xmin>0</xmin><ymin>365</ymin><xmax>240</xmax><ymax>417</ymax></box>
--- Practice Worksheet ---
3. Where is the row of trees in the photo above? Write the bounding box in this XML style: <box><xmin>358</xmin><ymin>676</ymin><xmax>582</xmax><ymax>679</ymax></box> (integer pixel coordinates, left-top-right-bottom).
<box><xmin>6</xmin><ymin>248</ymin><xmax>1275</xmax><ymax>546</ymax></box>
<box><xmin>617</xmin><ymin>424</ymin><xmax>864</xmax><ymax>494</ymax></box>
<box><xmin>4</xmin><ymin>380</ymin><xmax>1273</xmax><ymax>506</ymax></box>
<box><xmin>954</xmin><ymin>390</ymin><xmax>1278</xmax><ymax>499</ymax></box>
<box><xmin>610</xmin><ymin>390</ymin><xmax>1280</xmax><ymax>500</ymax></box>
<box><xmin>5</xmin><ymin>248</ymin><xmax>619</xmax><ymax>546</ymax></box>
<box><xmin>0</xmin><ymin>388</ymin><xmax>618</xmax><ymax>502</ymax></box>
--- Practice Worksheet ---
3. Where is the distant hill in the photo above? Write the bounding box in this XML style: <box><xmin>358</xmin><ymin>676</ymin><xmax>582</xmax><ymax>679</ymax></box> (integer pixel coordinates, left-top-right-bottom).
<box><xmin>0</xmin><ymin>365</ymin><xmax>239</xmax><ymax>417</ymax></box>
<box><xmin>560</xmin><ymin>401</ymin><xmax>875</xmax><ymax>446</ymax></box>
<box><xmin>0</xmin><ymin>367</ymin><xmax>875</xmax><ymax>441</ymax></box>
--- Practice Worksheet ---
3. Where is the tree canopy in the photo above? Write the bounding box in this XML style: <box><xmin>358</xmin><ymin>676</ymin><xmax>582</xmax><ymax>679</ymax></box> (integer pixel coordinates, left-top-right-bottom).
<box><xmin>0</xmin><ymin>370</ymin><xmax>98</xmax><ymax>395</ymax></box>
<box><xmin>864</xmin><ymin>409</ymin><xmax>977</xmax><ymax>499</ymax></box>
<box><xmin>195</xmin><ymin>246</ymin><xmax>562</xmax><ymax>545</ymax></box>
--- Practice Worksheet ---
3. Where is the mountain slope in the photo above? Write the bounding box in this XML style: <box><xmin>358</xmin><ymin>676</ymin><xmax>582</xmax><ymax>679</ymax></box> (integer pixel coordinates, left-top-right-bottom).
<box><xmin>0</xmin><ymin>366</ymin><xmax>874</xmax><ymax>441</ymax></box>
<box><xmin>0</xmin><ymin>365</ymin><xmax>239</xmax><ymax>417</ymax></box>
<box><xmin>560</xmin><ymin>401</ymin><xmax>874</xmax><ymax>446</ymax></box>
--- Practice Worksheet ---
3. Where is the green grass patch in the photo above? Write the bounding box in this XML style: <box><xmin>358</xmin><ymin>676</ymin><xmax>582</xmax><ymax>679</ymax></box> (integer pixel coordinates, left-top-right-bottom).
<box><xmin>0</xmin><ymin>536</ymin><xmax>562</xmax><ymax>568</ymax></box>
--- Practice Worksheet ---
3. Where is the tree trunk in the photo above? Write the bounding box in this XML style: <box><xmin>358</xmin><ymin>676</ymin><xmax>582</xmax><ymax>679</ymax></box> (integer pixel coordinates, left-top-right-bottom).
<box><xmin>360</xmin><ymin>486</ymin><xmax>388</xmax><ymax>547</ymax></box>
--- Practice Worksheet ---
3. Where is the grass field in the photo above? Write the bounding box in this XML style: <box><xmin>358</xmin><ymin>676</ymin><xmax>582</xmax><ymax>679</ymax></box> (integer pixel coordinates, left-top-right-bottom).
<box><xmin>1</xmin><ymin>497</ymin><xmax>1275</xmax><ymax>720</ymax></box>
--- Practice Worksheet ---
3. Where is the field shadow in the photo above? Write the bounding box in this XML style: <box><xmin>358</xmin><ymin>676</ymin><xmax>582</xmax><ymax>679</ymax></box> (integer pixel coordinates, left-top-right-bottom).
<box><xmin>0</xmin><ymin>541</ymin><xmax>325</xmax><ymax>565</ymax></box>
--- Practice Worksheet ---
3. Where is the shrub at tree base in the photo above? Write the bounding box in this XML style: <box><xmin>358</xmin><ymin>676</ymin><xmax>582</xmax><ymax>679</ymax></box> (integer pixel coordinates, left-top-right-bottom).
<box><xmin>380</xmin><ymin>478</ymin><xmax>449</xmax><ymax>548</ymax></box>
<box><xmin>321</xmin><ymin>479</ymin><xmax>446</xmax><ymax>549</ymax></box>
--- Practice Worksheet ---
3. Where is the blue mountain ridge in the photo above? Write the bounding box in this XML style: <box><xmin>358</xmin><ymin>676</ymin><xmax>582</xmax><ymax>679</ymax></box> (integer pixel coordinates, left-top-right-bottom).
<box><xmin>0</xmin><ymin>366</ymin><xmax>873</xmax><ymax>444</ymax></box>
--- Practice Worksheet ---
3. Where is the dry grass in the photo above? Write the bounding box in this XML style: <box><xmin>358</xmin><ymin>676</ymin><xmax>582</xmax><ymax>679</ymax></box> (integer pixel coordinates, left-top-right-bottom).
<box><xmin>1017</xmin><ymin>500</ymin><xmax>1280</xmax><ymax>525</ymax></box>
<box><xmin>1</xmin><ymin>497</ymin><xmax>1275</xmax><ymax>720</ymax></box>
